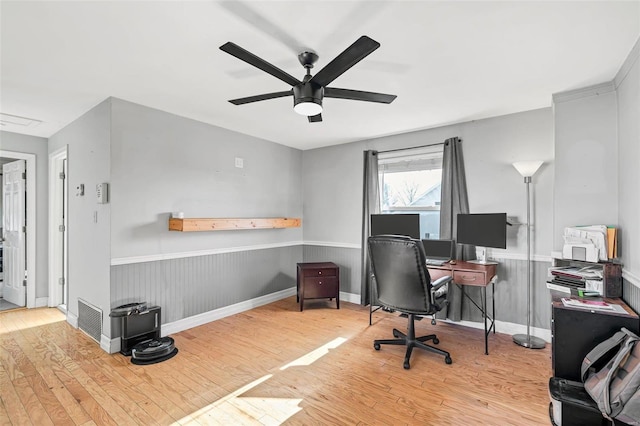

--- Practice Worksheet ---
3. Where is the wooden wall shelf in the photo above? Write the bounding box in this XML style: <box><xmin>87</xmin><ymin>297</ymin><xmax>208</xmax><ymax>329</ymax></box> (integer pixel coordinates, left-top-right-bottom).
<box><xmin>169</xmin><ymin>217</ymin><xmax>301</xmax><ymax>232</ymax></box>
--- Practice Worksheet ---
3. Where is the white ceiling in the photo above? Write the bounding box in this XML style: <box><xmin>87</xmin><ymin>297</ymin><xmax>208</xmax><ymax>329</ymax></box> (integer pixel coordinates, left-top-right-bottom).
<box><xmin>1</xmin><ymin>1</ymin><xmax>639</xmax><ymax>150</ymax></box>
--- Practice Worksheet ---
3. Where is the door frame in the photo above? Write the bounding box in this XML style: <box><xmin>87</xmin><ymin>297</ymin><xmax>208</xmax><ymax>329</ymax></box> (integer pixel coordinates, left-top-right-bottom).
<box><xmin>48</xmin><ymin>146</ymin><xmax>68</xmax><ymax>308</ymax></box>
<box><xmin>0</xmin><ymin>150</ymin><xmax>36</xmax><ymax>308</ymax></box>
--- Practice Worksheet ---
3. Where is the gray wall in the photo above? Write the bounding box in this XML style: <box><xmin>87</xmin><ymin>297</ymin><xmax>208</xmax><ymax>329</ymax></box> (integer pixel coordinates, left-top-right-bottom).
<box><xmin>303</xmin><ymin>108</ymin><xmax>554</xmax><ymax>256</ymax></box>
<box><xmin>552</xmin><ymin>84</ymin><xmax>619</xmax><ymax>251</ymax></box>
<box><xmin>302</xmin><ymin>108</ymin><xmax>554</xmax><ymax>328</ymax></box>
<box><xmin>616</xmin><ymin>38</ymin><xmax>640</xmax><ymax>307</ymax></box>
<box><xmin>107</xmin><ymin>99</ymin><xmax>303</xmax><ymax>337</ymax></box>
<box><xmin>49</xmin><ymin>99</ymin><xmax>113</xmax><ymax>335</ymax></box>
<box><xmin>109</xmin><ymin>99</ymin><xmax>303</xmax><ymax>259</ymax></box>
<box><xmin>0</xmin><ymin>131</ymin><xmax>49</xmax><ymax>300</ymax></box>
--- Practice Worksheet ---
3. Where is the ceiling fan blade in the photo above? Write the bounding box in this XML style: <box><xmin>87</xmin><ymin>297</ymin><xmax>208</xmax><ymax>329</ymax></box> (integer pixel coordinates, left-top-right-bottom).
<box><xmin>308</xmin><ymin>114</ymin><xmax>322</xmax><ymax>123</ymax></box>
<box><xmin>325</xmin><ymin>87</ymin><xmax>397</xmax><ymax>104</ymax></box>
<box><xmin>310</xmin><ymin>36</ymin><xmax>380</xmax><ymax>87</ymax></box>
<box><xmin>220</xmin><ymin>42</ymin><xmax>301</xmax><ymax>87</ymax></box>
<box><xmin>229</xmin><ymin>90</ymin><xmax>292</xmax><ymax>105</ymax></box>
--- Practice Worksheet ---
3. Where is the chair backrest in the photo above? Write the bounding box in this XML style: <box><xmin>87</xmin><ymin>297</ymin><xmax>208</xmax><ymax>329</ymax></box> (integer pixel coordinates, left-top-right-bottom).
<box><xmin>368</xmin><ymin>235</ymin><xmax>434</xmax><ymax>314</ymax></box>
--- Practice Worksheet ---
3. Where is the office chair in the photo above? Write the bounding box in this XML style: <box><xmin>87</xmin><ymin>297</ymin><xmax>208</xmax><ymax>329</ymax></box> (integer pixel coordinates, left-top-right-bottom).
<box><xmin>368</xmin><ymin>235</ymin><xmax>453</xmax><ymax>369</ymax></box>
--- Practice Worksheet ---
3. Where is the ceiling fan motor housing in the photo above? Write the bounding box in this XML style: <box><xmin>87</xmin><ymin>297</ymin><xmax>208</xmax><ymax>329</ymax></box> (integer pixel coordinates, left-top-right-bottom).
<box><xmin>293</xmin><ymin>82</ymin><xmax>324</xmax><ymax>110</ymax></box>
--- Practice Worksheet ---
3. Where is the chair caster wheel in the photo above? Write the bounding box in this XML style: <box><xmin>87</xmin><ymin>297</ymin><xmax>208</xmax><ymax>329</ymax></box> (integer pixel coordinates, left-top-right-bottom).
<box><xmin>432</xmin><ymin>338</ymin><xmax>439</xmax><ymax>344</ymax></box>
<box><xmin>445</xmin><ymin>356</ymin><xmax>452</xmax><ymax>365</ymax></box>
<box><xmin>374</xmin><ymin>343</ymin><xmax>380</xmax><ymax>350</ymax></box>
<box><xmin>403</xmin><ymin>361</ymin><xmax>410</xmax><ymax>370</ymax></box>
<box><xmin>392</xmin><ymin>330</ymin><xmax>399</xmax><ymax>338</ymax></box>
<box><xmin>431</xmin><ymin>319</ymin><xmax>436</xmax><ymax>325</ymax></box>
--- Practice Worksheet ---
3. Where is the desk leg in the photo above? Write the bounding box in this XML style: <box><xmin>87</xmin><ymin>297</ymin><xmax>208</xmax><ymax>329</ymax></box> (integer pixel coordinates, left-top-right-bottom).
<box><xmin>483</xmin><ymin>286</ymin><xmax>488</xmax><ymax>355</ymax></box>
<box><xmin>492</xmin><ymin>281</ymin><xmax>496</xmax><ymax>334</ymax></box>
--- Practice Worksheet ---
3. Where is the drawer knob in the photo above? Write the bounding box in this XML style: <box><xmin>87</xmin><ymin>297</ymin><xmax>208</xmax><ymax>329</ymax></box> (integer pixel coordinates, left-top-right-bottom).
<box><xmin>318</xmin><ymin>271</ymin><xmax>322</xmax><ymax>275</ymax></box>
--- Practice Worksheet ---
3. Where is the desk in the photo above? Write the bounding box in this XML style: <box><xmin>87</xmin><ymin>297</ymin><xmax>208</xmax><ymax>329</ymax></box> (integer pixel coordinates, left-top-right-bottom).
<box><xmin>427</xmin><ymin>261</ymin><xmax>498</xmax><ymax>355</ymax></box>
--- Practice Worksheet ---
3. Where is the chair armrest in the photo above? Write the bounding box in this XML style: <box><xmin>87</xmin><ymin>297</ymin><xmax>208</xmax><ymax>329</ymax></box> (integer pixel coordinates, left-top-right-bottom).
<box><xmin>431</xmin><ymin>275</ymin><xmax>453</xmax><ymax>299</ymax></box>
<box><xmin>432</xmin><ymin>275</ymin><xmax>453</xmax><ymax>290</ymax></box>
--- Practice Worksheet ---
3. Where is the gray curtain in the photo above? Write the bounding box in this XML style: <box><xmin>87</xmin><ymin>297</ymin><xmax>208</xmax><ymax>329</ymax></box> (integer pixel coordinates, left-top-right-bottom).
<box><xmin>439</xmin><ymin>137</ymin><xmax>474</xmax><ymax>321</ymax></box>
<box><xmin>360</xmin><ymin>150</ymin><xmax>380</xmax><ymax>305</ymax></box>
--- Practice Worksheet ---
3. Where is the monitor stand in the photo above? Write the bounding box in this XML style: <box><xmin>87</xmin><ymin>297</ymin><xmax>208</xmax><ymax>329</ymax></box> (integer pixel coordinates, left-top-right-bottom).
<box><xmin>467</xmin><ymin>246</ymin><xmax>498</xmax><ymax>265</ymax></box>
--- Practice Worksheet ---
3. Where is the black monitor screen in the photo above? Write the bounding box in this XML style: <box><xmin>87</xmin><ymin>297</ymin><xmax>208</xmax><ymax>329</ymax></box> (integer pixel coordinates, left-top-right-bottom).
<box><xmin>422</xmin><ymin>239</ymin><xmax>455</xmax><ymax>260</ymax></box>
<box><xmin>456</xmin><ymin>213</ymin><xmax>507</xmax><ymax>249</ymax></box>
<box><xmin>370</xmin><ymin>214</ymin><xmax>420</xmax><ymax>239</ymax></box>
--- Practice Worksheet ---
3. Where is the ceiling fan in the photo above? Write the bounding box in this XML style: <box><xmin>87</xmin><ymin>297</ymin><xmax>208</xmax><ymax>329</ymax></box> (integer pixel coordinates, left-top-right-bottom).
<box><xmin>220</xmin><ymin>35</ymin><xmax>397</xmax><ymax>122</ymax></box>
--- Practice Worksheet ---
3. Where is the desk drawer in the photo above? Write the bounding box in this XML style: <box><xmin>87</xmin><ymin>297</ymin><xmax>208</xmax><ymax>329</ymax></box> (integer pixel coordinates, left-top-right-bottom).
<box><xmin>453</xmin><ymin>271</ymin><xmax>486</xmax><ymax>287</ymax></box>
<box><xmin>301</xmin><ymin>267</ymin><xmax>337</xmax><ymax>278</ymax></box>
<box><xmin>428</xmin><ymin>268</ymin><xmax>452</xmax><ymax>282</ymax></box>
<box><xmin>303</xmin><ymin>277</ymin><xmax>338</xmax><ymax>298</ymax></box>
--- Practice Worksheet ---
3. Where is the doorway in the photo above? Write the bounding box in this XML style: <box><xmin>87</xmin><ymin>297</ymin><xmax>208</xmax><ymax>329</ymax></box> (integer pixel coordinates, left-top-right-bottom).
<box><xmin>0</xmin><ymin>150</ymin><xmax>36</xmax><ymax>311</ymax></box>
<box><xmin>49</xmin><ymin>146</ymin><xmax>68</xmax><ymax>312</ymax></box>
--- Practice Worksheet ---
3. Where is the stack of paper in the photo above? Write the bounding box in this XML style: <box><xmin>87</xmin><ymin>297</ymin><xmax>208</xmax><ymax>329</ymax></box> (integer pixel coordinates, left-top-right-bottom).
<box><xmin>561</xmin><ymin>297</ymin><xmax>614</xmax><ymax>311</ymax></box>
<box><xmin>547</xmin><ymin>265</ymin><xmax>604</xmax><ymax>294</ymax></box>
<box><xmin>563</xmin><ymin>225</ymin><xmax>609</xmax><ymax>262</ymax></box>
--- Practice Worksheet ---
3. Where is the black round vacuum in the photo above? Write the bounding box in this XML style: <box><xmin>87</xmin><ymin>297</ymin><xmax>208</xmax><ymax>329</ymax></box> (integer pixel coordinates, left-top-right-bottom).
<box><xmin>131</xmin><ymin>337</ymin><xmax>178</xmax><ymax>365</ymax></box>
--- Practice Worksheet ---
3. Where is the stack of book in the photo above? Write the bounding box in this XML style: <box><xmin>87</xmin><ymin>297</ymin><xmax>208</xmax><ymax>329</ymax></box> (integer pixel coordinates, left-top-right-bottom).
<box><xmin>547</xmin><ymin>265</ymin><xmax>603</xmax><ymax>295</ymax></box>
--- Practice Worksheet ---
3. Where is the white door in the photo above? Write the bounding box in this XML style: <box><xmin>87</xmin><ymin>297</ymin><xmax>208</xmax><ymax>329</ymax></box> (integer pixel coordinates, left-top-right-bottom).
<box><xmin>2</xmin><ymin>160</ymin><xmax>26</xmax><ymax>306</ymax></box>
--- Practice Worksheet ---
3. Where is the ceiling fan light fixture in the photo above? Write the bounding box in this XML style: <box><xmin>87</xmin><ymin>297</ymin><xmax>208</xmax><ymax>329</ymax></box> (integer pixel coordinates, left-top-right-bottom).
<box><xmin>293</xmin><ymin>83</ymin><xmax>324</xmax><ymax>116</ymax></box>
<box><xmin>294</xmin><ymin>100</ymin><xmax>323</xmax><ymax>116</ymax></box>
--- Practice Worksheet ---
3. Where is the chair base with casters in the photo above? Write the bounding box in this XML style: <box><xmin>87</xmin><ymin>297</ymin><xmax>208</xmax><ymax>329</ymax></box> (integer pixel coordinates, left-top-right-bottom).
<box><xmin>374</xmin><ymin>312</ymin><xmax>452</xmax><ymax>369</ymax></box>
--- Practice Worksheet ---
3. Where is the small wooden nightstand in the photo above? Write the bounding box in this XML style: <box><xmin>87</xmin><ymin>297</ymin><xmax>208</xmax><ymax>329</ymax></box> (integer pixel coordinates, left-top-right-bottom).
<box><xmin>296</xmin><ymin>262</ymin><xmax>340</xmax><ymax>312</ymax></box>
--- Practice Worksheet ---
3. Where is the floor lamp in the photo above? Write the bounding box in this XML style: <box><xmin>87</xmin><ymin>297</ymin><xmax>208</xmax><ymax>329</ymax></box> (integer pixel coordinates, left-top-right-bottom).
<box><xmin>512</xmin><ymin>160</ymin><xmax>546</xmax><ymax>349</ymax></box>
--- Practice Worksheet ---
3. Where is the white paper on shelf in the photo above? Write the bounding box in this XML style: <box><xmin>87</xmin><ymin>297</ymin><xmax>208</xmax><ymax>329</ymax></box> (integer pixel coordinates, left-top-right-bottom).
<box><xmin>546</xmin><ymin>282</ymin><xmax>572</xmax><ymax>293</ymax></box>
<box><xmin>564</xmin><ymin>225</ymin><xmax>608</xmax><ymax>262</ymax></box>
<box><xmin>585</xmin><ymin>280</ymin><xmax>603</xmax><ymax>294</ymax></box>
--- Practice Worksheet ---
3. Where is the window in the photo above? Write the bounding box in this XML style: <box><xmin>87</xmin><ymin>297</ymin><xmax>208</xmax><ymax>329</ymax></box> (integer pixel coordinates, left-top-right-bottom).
<box><xmin>378</xmin><ymin>145</ymin><xmax>444</xmax><ymax>239</ymax></box>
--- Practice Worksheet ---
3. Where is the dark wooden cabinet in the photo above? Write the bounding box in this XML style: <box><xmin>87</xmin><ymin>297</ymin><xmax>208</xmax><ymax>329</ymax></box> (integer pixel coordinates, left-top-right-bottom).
<box><xmin>552</xmin><ymin>297</ymin><xmax>639</xmax><ymax>382</ymax></box>
<box><xmin>296</xmin><ymin>262</ymin><xmax>339</xmax><ymax>311</ymax></box>
<box><xmin>550</xmin><ymin>297</ymin><xmax>639</xmax><ymax>425</ymax></box>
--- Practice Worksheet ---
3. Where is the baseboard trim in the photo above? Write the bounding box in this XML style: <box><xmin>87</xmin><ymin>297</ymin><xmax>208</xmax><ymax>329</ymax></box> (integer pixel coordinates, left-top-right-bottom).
<box><xmin>339</xmin><ymin>291</ymin><xmax>360</xmax><ymax>304</ymax></box>
<box><xmin>67</xmin><ymin>311</ymin><xmax>78</xmax><ymax>328</ymax></box>
<box><xmin>441</xmin><ymin>318</ymin><xmax>551</xmax><ymax>343</ymax></box>
<box><xmin>100</xmin><ymin>334</ymin><xmax>117</xmax><ymax>353</ymax></box>
<box><xmin>161</xmin><ymin>287</ymin><xmax>297</xmax><ymax>337</ymax></box>
<box><xmin>35</xmin><ymin>297</ymin><xmax>49</xmax><ymax>308</ymax></box>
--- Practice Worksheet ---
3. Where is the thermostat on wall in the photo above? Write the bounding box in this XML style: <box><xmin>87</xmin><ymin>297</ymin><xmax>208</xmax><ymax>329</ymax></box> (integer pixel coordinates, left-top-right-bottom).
<box><xmin>96</xmin><ymin>182</ymin><xmax>109</xmax><ymax>204</ymax></box>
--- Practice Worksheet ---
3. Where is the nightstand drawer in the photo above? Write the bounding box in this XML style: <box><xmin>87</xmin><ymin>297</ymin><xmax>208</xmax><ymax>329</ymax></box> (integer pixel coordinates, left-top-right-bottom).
<box><xmin>453</xmin><ymin>271</ymin><xmax>486</xmax><ymax>287</ymax></box>
<box><xmin>303</xmin><ymin>277</ymin><xmax>338</xmax><ymax>299</ymax></box>
<box><xmin>302</xmin><ymin>267</ymin><xmax>337</xmax><ymax>278</ymax></box>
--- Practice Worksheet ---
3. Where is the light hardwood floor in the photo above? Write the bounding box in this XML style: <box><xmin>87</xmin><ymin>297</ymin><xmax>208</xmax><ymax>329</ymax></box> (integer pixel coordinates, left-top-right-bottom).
<box><xmin>0</xmin><ymin>297</ymin><xmax>552</xmax><ymax>425</ymax></box>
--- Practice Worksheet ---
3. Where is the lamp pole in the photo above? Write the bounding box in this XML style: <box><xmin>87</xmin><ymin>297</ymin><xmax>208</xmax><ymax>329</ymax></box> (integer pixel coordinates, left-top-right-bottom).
<box><xmin>512</xmin><ymin>161</ymin><xmax>545</xmax><ymax>349</ymax></box>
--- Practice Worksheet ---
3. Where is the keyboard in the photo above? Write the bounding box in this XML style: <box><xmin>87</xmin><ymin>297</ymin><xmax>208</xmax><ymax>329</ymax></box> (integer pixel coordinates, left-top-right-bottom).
<box><xmin>426</xmin><ymin>259</ymin><xmax>447</xmax><ymax>266</ymax></box>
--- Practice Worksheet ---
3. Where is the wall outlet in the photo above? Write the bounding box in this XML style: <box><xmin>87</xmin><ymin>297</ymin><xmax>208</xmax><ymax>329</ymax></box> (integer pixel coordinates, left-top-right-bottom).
<box><xmin>235</xmin><ymin>157</ymin><xmax>244</xmax><ymax>169</ymax></box>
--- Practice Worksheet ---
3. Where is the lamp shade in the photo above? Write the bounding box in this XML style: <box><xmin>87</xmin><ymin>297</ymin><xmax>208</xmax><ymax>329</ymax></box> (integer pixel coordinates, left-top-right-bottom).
<box><xmin>513</xmin><ymin>161</ymin><xmax>543</xmax><ymax>177</ymax></box>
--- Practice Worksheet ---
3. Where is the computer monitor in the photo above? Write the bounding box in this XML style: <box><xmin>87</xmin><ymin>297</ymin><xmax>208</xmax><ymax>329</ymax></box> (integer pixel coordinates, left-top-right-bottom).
<box><xmin>370</xmin><ymin>214</ymin><xmax>420</xmax><ymax>239</ymax></box>
<box><xmin>457</xmin><ymin>213</ymin><xmax>507</xmax><ymax>263</ymax></box>
<box><xmin>422</xmin><ymin>239</ymin><xmax>455</xmax><ymax>262</ymax></box>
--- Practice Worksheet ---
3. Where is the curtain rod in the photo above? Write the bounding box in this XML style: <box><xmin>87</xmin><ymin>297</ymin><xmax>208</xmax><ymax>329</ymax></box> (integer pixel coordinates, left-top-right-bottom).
<box><xmin>377</xmin><ymin>139</ymin><xmax>461</xmax><ymax>154</ymax></box>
